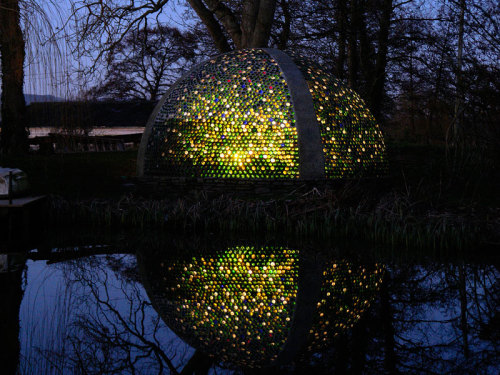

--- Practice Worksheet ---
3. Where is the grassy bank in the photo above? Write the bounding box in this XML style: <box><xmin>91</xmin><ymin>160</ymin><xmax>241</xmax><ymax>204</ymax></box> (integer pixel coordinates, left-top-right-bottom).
<box><xmin>46</xmin><ymin>188</ymin><xmax>496</xmax><ymax>252</ymax></box>
<box><xmin>1</xmin><ymin>143</ymin><xmax>499</xmax><ymax>251</ymax></box>
<box><xmin>0</xmin><ymin>150</ymin><xmax>137</xmax><ymax>198</ymax></box>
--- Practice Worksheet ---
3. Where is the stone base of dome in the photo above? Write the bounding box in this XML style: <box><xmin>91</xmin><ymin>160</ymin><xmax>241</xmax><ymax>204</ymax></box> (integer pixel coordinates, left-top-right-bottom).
<box><xmin>134</xmin><ymin>175</ymin><xmax>386</xmax><ymax>197</ymax></box>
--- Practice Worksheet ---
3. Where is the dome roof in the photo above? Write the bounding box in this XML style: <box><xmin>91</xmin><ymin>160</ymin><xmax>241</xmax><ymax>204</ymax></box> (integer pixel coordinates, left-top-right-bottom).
<box><xmin>139</xmin><ymin>246</ymin><xmax>384</xmax><ymax>368</ymax></box>
<box><xmin>138</xmin><ymin>49</ymin><xmax>386</xmax><ymax>179</ymax></box>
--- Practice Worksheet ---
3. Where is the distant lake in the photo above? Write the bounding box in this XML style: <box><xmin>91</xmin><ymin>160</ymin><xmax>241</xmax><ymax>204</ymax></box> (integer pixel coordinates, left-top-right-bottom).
<box><xmin>29</xmin><ymin>127</ymin><xmax>145</xmax><ymax>138</ymax></box>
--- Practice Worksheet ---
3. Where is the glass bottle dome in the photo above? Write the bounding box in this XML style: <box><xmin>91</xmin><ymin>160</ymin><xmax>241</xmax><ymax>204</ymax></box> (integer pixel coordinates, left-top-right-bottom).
<box><xmin>140</xmin><ymin>245</ymin><xmax>384</xmax><ymax>369</ymax></box>
<box><xmin>138</xmin><ymin>49</ymin><xmax>386</xmax><ymax>179</ymax></box>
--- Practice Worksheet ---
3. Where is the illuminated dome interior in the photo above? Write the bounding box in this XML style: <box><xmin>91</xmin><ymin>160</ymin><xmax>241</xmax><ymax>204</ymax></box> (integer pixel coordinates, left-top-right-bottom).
<box><xmin>138</xmin><ymin>48</ymin><xmax>386</xmax><ymax>179</ymax></box>
<box><xmin>140</xmin><ymin>246</ymin><xmax>384</xmax><ymax>368</ymax></box>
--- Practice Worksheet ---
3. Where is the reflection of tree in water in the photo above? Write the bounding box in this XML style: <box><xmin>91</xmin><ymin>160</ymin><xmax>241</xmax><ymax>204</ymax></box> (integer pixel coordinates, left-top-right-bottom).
<box><xmin>0</xmin><ymin>254</ymin><xmax>26</xmax><ymax>375</ymax></box>
<box><xmin>23</xmin><ymin>244</ymin><xmax>498</xmax><ymax>375</ymax></box>
<box><xmin>383</xmin><ymin>263</ymin><xmax>499</xmax><ymax>375</ymax></box>
<box><xmin>262</xmin><ymin>262</ymin><xmax>498</xmax><ymax>375</ymax></box>
<box><xmin>45</xmin><ymin>254</ymin><xmax>193</xmax><ymax>374</ymax></box>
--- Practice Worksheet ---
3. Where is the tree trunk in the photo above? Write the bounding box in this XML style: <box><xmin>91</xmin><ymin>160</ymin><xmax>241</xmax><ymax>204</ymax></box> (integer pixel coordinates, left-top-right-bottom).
<box><xmin>180</xmin><ymin>350</ymin><xmax>212</xmax><ymax>375</ymax></box>
<box><xmin>458</xmin><ymin>265</ymin><xmax>470</xmax><ymax>358</ymax></box>
<box><xmin>277</xmin><ymin>0</ymin><xmax>291</xmax><ymax>50</ymax></box>
<box><xmin>250</xmin><ymin>0</ymin><xmax>277</xmax><ymax>47</ymax></box>
<box><xmin>241</xmin><ymin>0</ymin><xmax>260</xmax><ymax>47</ymax></box>
<box><xmin>369</xmin><ymin>0</ymin><xmax>393</xmax><ymax>120</ymax></box>
<box><xmin>409</xmin><ymin>37</ymin><xmax>415</xmax><ymax>138</ymax></box>
<box><xmin>350</xmin><ymin>316</ymin><xmax>368</xmax><ymax>374</ymax></box>
<box><xmin>452</xmin><ymin>0</ymin><xmax>466</xmax><ymax>143</ymax></box>
<box><xmin>335</xmin><ymin>0</ymin><xmax>348</xmax><ymax>79</ymax></box>
<box><xmin>380</xmin><ymin>273</ymin><xmax>398</xmax><ymax>375</ymax></box>
<box><xmin>347</xmin><ymin>0</ymin><xmax>359</xmax><ymax>89</ymax></box>
<box><xmin>428</xmin><ymin>31</ymin><xmax>449</xmax><ymax>143</ymax></box>
<box><xmin>0</xmin><ymin>255</ymin><xmax>26</xmax><ymax>375</ymax></box>
<box><xmin>187</xmin><ymin>0</ymin><xmax>277</xmax><ymax>51</ymax></box>
<box><xmin>357</xmin><ymin>0</ymin><xmax>373</xmax><ymax>88</ymax></box>
<box><xmin>334</xmin><ymin>334</ymin><xmax>349</xmax><ymax>374</ymax></box>
<box><xmin>0</xmin><ymin>0</ymin><xmax>28</xmax><ymax>155</ymax></box>
<box><xmin>186</xmin><ymin>0</ymin><xmax>233</xmax><ymax>52</ymax></box>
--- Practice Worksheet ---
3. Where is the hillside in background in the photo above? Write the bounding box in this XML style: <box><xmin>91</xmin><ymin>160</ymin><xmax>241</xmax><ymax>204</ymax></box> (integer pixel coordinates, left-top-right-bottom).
<box><xmin>0</xmin><ymin>94</ymin><xmax>62</xmax><ymax>106</ymax></box>
<box><xmin>24</xmin><ymin>94</ymin><xmax>63</xmax><ymax>105</ymax></box>
<box><xmin>27</xmin><ymin>100</ymin><xmax>156</xmax><ymax>129</ymax></box>
<box><xmin>0</xmin><ymin>94</ymin><xmax>63</xmax><ymax>121</ymax></box>
<box><xmin>1</xmin><ymin>94</ymin><xmax>155</xmax><ymax>127</ymax></box>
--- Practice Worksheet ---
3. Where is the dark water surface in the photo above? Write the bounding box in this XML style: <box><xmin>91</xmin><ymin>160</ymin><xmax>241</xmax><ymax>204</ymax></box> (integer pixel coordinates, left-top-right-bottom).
<box><xmin>1</xmin><ymin>235</ymin><xmax>498</xmax><ymax>374</ymax></box>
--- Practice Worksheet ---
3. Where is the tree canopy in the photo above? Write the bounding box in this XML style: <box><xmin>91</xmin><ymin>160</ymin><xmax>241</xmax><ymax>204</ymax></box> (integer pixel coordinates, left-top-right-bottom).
<box><xmin>1</xmin><ymin>0</ymin><xmax>499</xmax><ymax>153</ymax></box>
<box><xmin>86</xmin><ymin>25</ymin><xmax>199</xmax><ymax>101</ymax></box>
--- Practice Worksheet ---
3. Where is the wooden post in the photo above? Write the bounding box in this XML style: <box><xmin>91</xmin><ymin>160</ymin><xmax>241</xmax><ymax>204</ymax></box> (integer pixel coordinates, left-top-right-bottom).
<box><xmin>8</xmin><ymin>171</ymin><xmax>13</xmax><ymax>205</ymax></box>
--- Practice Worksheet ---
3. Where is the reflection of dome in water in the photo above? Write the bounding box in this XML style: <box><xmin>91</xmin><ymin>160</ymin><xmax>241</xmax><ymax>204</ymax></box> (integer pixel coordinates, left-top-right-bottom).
<box><xmin>138</xmin><ymin>48</ymin><xmax>386</xmax><ymax>179</ymax></box>
<box><xmin>140</xmin><ymin>246</ymin><xmax>384</xmax><ymax>368</ymax></box>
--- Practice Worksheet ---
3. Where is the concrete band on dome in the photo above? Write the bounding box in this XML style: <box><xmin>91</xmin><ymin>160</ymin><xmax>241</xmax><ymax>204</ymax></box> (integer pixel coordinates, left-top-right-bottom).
<box><xmin>263</xmin><ymin>49</ymin><xmax>326</xmax><ymax>179</ymax></box>
<box><xmin>275</xmin><ymin>255</ymin><xmax>324</xmax><ymax>365</ymax></box>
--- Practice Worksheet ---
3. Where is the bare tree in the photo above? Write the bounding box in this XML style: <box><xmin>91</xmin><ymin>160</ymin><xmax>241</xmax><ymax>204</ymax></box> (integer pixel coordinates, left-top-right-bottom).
<box><xmin>87</xmin><ymin>25</ymin><xmax>199</xmax><ymax>101</ymax></box>
<box><xmin>44</xmin><ymin>254</ymin><xmax>199</xmax><ymax>374</ymax></box>
<box><xmin>64</xmin><ymin>0</ymin><xmax>500</xmax><ymax>146</ymax></box>
<box><xmin>71</xmin><ymin>0</ymin><xmax>278</xmax><ymax>71</ymax></box>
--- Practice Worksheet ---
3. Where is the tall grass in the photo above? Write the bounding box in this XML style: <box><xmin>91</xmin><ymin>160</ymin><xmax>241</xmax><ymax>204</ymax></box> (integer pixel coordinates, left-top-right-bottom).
<box><xmin>46</xmin><ymin>184</ymin><xmax>492</xmax><ymax>252</ymax></box>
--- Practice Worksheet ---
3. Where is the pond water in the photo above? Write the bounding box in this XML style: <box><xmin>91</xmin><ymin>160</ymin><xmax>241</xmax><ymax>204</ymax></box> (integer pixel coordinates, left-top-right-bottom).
<box><xmin>1</xmin><ymin>236</ymin><xmax>498</xmax><ymax>374</ymax></box>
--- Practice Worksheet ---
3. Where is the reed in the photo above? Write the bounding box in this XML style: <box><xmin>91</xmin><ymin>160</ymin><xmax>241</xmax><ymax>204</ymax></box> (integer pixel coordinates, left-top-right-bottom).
<box><xmin>46</xmin><ymin>186</ymin><xmax>492</xmax><ymax>252</ymax></box>
<box><xmin>2</xmin><ymin>142</ymin><xmax>495</xmax><ymax>252</ymax></box>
